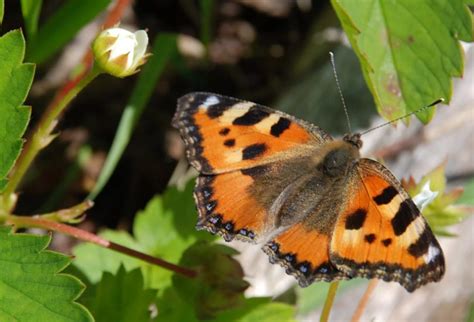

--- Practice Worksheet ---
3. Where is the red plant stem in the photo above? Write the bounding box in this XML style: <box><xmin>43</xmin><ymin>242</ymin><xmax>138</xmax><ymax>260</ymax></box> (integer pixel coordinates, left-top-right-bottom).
<box><xmin>351</xmin><ymin>279</ymin><xmax>379</xmax><ymax>322</ymax></box>
<box><xmin>7</xmin><ymin>215</ymin><xmax>197</xmax><ymax>279</ymax></box>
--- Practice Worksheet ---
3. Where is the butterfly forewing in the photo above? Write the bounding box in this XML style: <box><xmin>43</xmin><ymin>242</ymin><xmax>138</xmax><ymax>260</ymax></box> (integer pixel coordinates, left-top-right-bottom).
<box><xmin>173</xmin><ymin>92</ymin><xmax>332</xmax><ymax>174</ymax></box>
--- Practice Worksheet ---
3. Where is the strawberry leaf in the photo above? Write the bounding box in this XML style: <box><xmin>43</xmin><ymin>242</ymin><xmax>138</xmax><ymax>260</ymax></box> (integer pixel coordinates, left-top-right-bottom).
<box><xmin>0</xmin><ymin>30</ymin><xmax>34</xmax><ymax>191</ymax></box>
<box><xmin>80</xmin><ymin>266</ymin><xmax>157</xmax><ymax>322</ymax></box>
<box><xmin>332</xmin><ymin>0</ymin><xmax>473</xmax><ymax>123</ymax></box>
<box><xmin>0</xmin><ymin>226</ymin><xmax>92</xmax><ymax>321</ymax></box>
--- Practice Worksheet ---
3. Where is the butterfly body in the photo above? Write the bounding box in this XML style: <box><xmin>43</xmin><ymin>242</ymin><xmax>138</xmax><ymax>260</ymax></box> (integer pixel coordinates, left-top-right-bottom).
<box><xmin>173</xmin><ymin>92</ymin><xmax>445</xmax><ymax>292</ymax></box>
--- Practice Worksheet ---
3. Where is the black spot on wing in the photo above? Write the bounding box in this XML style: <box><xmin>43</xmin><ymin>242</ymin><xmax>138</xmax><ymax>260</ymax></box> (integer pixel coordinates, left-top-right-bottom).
<box><xmin>381</xmin><ymin>238</ymin><xmax>392</xmax><ymax>247</ymax></box>
<box><xmin>408</xmin><ymin>228</ymin><xmax>432</xmax><ymax>258</ymax></box>
<box><xmin>219</xmin><ymin>128</ymin><xmax>230</xmax><ymax>136</ymax></box>
<box><xmin>364</xmin><ymin>234</ymin><xmax>376</xmax><ymax>243</ymax></box>
<box><xmin>242</xmin><ymin>143</ymin><xmax>267</xmax><ymax>160</ymax></box>
<box><xmin>270</xmin><ymin>117</ymin><xmax>291</xmax><ymax>137</ymax></box>
<box><xmin>345</xmin><ymin>209</ymin><xmax>367</xmax><ymax>230</ymax></box>
<box><xmin>224</xmin><ymin>139</ymin><xmax>235</xmax><ymax>147</ymax></box>
<box><xmin>232</xmin><ymin>106</ymin><xmax>269</xmax><ymax>125</ymax></box>
<box><xmin>391</xmin><ymin>199</ymin><xmax>419</xmax><ymax>236</ymax></box>
<box><xmin>373</xmin><ymin>186</ymin><xmax>398</xmax><ymax>205</ymax></box>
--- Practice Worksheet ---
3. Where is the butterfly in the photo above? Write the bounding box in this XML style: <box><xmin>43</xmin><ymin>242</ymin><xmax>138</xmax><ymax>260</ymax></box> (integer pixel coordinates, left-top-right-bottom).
<box><xmin>172</xmin><ymin>92</ymin><xmax>445</xmax><ymax>292</ymax></box>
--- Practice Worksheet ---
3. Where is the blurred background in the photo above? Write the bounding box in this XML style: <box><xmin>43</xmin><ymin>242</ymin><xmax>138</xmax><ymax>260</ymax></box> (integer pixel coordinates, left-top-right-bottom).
<box><xmin>2</xmin><ymin>0</ymin><xmax>473</xmax><ymax>321</ymax></box>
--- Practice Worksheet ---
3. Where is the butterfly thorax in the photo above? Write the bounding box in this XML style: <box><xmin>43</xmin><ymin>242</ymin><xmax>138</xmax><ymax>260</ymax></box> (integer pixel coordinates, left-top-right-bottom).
<box><xmin>319</xmin><ymin>138</ymin><xmax>360</xmax><ymax>178</ymax></box>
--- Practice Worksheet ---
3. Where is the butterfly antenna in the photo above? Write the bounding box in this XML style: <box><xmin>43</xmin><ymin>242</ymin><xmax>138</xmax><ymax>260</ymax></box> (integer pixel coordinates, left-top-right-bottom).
<box><xmin>329</xmin><ymin>52</ymin><xmax>352</xmax><ymax>134</ymax></box>
<box><xmin>360</xmin><ymin>98</ymin><xmax>445</xmax><ymax>136</ymax></box>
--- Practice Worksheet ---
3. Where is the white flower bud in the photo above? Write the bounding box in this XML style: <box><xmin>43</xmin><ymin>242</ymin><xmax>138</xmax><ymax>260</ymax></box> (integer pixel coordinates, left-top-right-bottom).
<box><xmin>93</xmin><ymin>27</ymin><xmax>149</xmax><ymax>78</ymax></box>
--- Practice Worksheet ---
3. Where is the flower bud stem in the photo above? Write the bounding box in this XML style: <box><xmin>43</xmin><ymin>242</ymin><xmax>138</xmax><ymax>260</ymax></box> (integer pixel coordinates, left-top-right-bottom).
<box><xmin>320</xmin><ymin>281</ymin><xmax>340</xmax><ymax>322</ymax></box>
<box><xmin>1</xmin><ymin>67</ymin><xmax>102</xmax><ymax>213</ymax></box>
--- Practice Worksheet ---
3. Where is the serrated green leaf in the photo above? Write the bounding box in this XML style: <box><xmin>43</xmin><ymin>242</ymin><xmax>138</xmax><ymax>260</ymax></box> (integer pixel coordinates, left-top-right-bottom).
<box><xmin>26</xmin><ymin>0</ymin><xmax>111</xmax><ymax>64</ymax></box>
<box><xmin>80</xmin><ymin>266</ymin><xmax>157</xmax><ymax>322</ymax></box>
<box><xmin>0</xmin><ymin>226</ymin><xmax>92</xmax><ymax>321</ymax></box>
<box><xmin>332</xmin><ymin>0</ymin><xmax>473</xmax><ymax>123</ymax></box>
<box><xmin>0</xmin><ymin>30</ymin><xmax>34</xmax><ymax>192</ymax></box>
<box><xmin>74</xmin><ymin>181</ymin><xmax>211</xmax><ymax>290</ymax></box>
<box><xmin>20</xmin><ymin>0</ymin><xmax>42</xmax><ymax>38</ymax></box>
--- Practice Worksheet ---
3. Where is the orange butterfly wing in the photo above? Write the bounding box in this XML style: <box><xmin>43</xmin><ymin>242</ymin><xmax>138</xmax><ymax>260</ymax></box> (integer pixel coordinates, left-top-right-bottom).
<box><xmin>330</xmin><ymin>159</ymin><xmax>445</xmax><ymax>292</ymax></box>
<box><xmin>173</xmin><ymin>92</ymin><xmax>331</xmax><ymax>174</ymax></box>
<box><xmin>194</xmin><ymin>170</ymin><xmax>268</xmax><ymax>242</ymax></box>
<box><xmin>174</xmin><ymin>93</ymin><xmax>332</xmax><ymax>242</ymax></box>
<box><xmin>263</xmin><ymin>223</ymin><xmax>349</xmax><ymax>286</ymax></box>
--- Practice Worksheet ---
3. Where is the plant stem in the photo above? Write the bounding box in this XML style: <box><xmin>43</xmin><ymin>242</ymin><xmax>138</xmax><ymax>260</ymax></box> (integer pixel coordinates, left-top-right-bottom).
<box><xmin>6</xmin><ymin>214</ymin><xmax>197</xmax><ymax>278</ymax></box>
<box><xmin>351</xmin><ymin>279</ymin><xmax>378</xmax><ymax>322</ymax></box>
<box><xmin>1</xmin><ymin>69</ymin><xmax>101</xmax><ymax>212</ymax></box>
<box><xmin>320</xmin><ymin>281</ymin><xmax>340</xmax><ymax>322</ymax></box>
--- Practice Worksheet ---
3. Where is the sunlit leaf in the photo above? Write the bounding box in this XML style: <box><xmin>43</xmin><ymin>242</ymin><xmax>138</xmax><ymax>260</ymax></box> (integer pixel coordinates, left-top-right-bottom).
<box><xmin>402</xmin><ymin>162</ymin><xmax>470</xmax><ymax>235</ymax></box>
<box><xmin>0</xmin><ymin>226</ymin><xmax>92</xmax><ymax>321</ymax></box>
<box><xmin>74</xmin><ymin>181</ymin><xmax>211</xmax><ymax>290</ymax></box>
<box><xmin>332</xmin><ymin>0</ymin><xmax>473</xmax><ymax>123</ymax></box>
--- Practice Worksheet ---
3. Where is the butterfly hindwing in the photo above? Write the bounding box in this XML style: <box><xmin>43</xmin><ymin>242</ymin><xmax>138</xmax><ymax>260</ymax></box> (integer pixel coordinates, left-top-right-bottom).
<box><xmin>194</xmin><ymin>170</ymin><xmax>269</xmax><ymax>243</ymax></box>
<box><xmin>263</xmin><ymin>223</ymin><xmax>350</xmax><ymax>286</ymax></box>
<box><xmin>330</xmin><ymin>159</ymin><xmax>445</xmax><ymax>292</ymax></box>
<box><xmin>173</xmin><ymin>92</ymin><xmax>332</xmax><ymax>174</ymax></box>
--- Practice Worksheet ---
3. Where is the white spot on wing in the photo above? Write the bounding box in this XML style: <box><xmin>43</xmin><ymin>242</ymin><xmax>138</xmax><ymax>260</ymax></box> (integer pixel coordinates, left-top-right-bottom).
<box><xmin>424</xmin><ymin>244</ymin><xmax>440</xmax><ymax>263</ymax></box>
<box><xmin>202</xmin><ymin>95</ymin><xmax>219</xmax><ymax>107</ymax></box>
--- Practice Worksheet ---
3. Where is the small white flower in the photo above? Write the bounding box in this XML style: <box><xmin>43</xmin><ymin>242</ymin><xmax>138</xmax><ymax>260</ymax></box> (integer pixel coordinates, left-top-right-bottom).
<box><xmin>93</xmin><ymin>27</ymin><xmax>149</xmax><ymax>78</ymax></box>
<box><xmin>413</xmin><ymin>180</ymin><xmax>438</xmax><ymax>211</ymax></box>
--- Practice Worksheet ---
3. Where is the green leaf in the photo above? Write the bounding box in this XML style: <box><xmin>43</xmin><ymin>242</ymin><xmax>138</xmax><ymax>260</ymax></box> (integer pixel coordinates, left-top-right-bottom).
<box><xmin>20</xmin><ymin>0</ymin><xmax>43</xmax><ymax>38</ymax></box>
<box><xmin>332</xmin><ymin>0</ymin><xmax>473</xmax><ymax>123</ymax></box>
<box><xmin>296</xmin><ymin>279</ymin><xmax>364</xmax><ymax>315</ymax></box>
<box><xmin>133</xmin><ymin>181</ymin><xmax>215</xmax><ymax>260</ymax></box>
<box><xmin>402</xmin><ymin>162</ymin><xmax>471</xmax><ymax>236</ymax></box>
<box><xmin>0</xmin><ymin>226</ymin><xmax>92</xmax><ymax>321</ymax></box>
<box><xmin>457</xmin><ymin>177</ymin><xmax>474</xmax><ymax>205</ymax></box>
<box><xmin>0</xmin><ymin>0</ymin><xmax>4</xmax><ymax>25</ymax></box>
<box><xmin>73</xmin><ymin>230</ymin><xmax>144</xmax><ymax>284</ymax></box>
<box><xmin>80</xmin><ymin>266</ymin><xmax>157</xmax><ymax>322</ymax></box>
<box><xmin>88</xmin><ymin>33</ymin><xmax>178</xmax><ymax>200</ymax></box>
<box><xmin>200</xmin><ymin>0</ymin><xmax>215</xmax><ymax>48</ymax></box>
<box><xmin>172</xmin><ymin>241</ymin><xmax>249</xmax><ymax>319</ymax></box>
<box><xmin>75</xmin><ymin>181</ymin><xmax>210</xmax><ymax>290</ymax></box>
<box><xmin>213</xmin><ymin>298</ymin><xmax>296</xmax><ymax>322</ymax></box>
<box><xmin>26</xmin><ymin>0</ymin><xmax>111</xmax><ymax>64</ymax></box>
<box><xmin>155</xmin><ymin>287</ymin><xmax>199</xmax><ymax>322</ymax></box>
<box><xmin>0</xmin><ymin>30</ymin><xmax>34</xmax><ymax>191</ymax></box>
